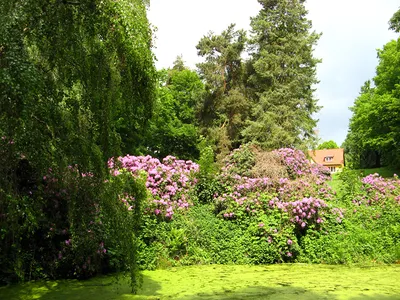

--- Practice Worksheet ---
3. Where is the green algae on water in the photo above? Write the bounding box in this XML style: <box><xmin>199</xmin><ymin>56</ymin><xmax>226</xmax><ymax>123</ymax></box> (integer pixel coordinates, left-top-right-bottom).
<box><xmin>1</xmin><ymin>264</ymin><xmax>400</xmax><ymax>299</ymax></box>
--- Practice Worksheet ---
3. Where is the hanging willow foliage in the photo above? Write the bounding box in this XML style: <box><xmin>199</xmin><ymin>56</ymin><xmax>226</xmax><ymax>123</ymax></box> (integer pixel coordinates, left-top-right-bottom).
<box><xmin>0</xmin><ymin>0</ymin><xmax>155</xmax><ymax>292</ymax></box>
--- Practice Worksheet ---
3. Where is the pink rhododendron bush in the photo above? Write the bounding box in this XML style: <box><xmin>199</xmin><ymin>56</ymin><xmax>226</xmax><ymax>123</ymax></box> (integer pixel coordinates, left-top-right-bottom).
<box><xmin>107</xmin><ymin>146</ymin><xmax>399</xmax><ymax>268</ymax></box>
<box><xmin>355</xmin><ymin>173</ymin><xmax>400</xmax><ymax>206</ymax></box>
<box><xmin>214</xmin><ymin>146</ymin><xmax>336</xmax><ymax>228</ymax></box>
<box><xmin>109</xmin><ymin>155</ymin><xmax>199</xmax><ymax>219</ymax></box>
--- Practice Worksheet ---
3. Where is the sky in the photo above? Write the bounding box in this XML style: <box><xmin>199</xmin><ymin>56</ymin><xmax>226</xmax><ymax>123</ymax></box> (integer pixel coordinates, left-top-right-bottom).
<box><xmin>147</xmin><ymin>0</ymin><xmax>399</xmax><ymax>146</ymax></box>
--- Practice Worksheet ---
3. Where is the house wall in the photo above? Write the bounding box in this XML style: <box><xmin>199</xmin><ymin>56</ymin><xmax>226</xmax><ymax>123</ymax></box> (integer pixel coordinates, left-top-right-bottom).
<box><xmin>325</xmin><ymin>164</ymin><xmax>344</xmax><ymax>173</ymax></box>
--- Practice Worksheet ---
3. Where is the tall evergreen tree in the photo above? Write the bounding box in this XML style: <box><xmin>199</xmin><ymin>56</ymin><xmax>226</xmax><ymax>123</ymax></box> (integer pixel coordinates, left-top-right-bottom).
<box><xmin>243</xmin><ymin>0</ymin><xmax>321</xmax><ymax>149</ymax></box>
<box><xmin>196</xmin><ymin>24</ymin><xmax>250</xmax><ymax>158</ymax></box>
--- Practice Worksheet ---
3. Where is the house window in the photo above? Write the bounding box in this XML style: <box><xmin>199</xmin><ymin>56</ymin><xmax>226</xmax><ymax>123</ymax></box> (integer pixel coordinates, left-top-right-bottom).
<box><xmin>324</xmin><ymin>156</ymin><xmax>333</xmax><ymax>162</ymax></box>
<box><xmin>329</xmin><ymin>166</ymin><xmax>336</xmax><ymax>173</ymax></box>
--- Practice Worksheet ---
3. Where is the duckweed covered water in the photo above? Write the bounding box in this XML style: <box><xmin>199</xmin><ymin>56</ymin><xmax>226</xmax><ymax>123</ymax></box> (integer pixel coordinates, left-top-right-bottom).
<box><xmin>1</xmin><ymin>264</ymin><xmax>399</xmax><ymax>299</ymax></box>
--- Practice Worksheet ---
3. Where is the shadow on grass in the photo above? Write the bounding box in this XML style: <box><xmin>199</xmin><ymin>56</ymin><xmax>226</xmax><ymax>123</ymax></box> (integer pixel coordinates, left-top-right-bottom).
<box><xmin>0</xmin><ymin>275</ymin><xmax>161</xmax><ymax>300</ymax></box>
<box><xmin>177</xmin><ymin>285</ymin><xmax>400</xmax><ymax>300</ymax></box>
<box><xmin>178</xmin><ymin>285</ymin><xmax>326</xmax><ymax>300</ymax></box>
<box><xmin>349</xmin><ymin>296</ymin><xmax>400</xmax><ymax>300</ymax></box>
<box><xmin>2</xmin><ymin>280</ymin><xmax>399</xmax><ymax>300</ymax></box>
<box><xmin>356</xmin><ymin>167</ymin><xmax>399</xmax><ymax>178</ymax></box>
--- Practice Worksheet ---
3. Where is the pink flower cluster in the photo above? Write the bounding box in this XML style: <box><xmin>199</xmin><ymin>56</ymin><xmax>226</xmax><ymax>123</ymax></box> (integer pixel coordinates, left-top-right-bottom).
<box><xmin>274</xmin><ymin>148</ymin><xmax>330</xmax><ymax>182</ymax></box>
<box><xmin>215</xmin><ymin>172</ymin><xmax>334</xmax><ymax>207</ymax></box>
<box><xmin>275</xmin><ymin>197</ymin><xmax>327</xmax><ymax>229</ymax></box>
<box><xmin>331</xmin><ymin>207</ymin><xmax>345</xmax><ymax>223</ymax></box>
<box><xmin>353</xmin><ymin>173</ymin><xmax>400</xmax><ymax>206</ymax></box>
<box><xmin>214</xmin><ymin>148</ymin><xmax>338</xmax><ymax>228</ymax></box>
<box><xmin>109</xmin><ymin>155</ymin><xmax>199</xmax><ymax>219</ymax></box>
<box><xmin>1</xmin><ymin>135</ymin><xmax>14</xmax><ymax>144</ymax></box>
<box><xmin>234</xmin><ymin>177</ymin><xmax>274</xmax><ymax>193</ymax></box>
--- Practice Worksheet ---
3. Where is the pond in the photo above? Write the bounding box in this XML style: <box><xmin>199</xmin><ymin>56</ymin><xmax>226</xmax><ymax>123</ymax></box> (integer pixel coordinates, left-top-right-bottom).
<box><xmin>1</xmin><ymin>264</ymin><xmax>399</xmax><ymax>299</ymax></box>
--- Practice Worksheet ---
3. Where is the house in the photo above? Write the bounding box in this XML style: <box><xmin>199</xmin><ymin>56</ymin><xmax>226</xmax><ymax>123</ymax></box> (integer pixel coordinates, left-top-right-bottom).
<box><xmin>308</xmin><ymin>148</ymin><xmax>345</xmax><ymax>173</ymax></box>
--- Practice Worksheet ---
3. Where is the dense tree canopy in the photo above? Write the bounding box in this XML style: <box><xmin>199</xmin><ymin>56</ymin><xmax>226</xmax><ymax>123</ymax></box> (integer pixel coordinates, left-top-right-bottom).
<box><xmin>195</xmin><ymin>1</ymin><xmax>321</xmax><ymax>157</ymax></box>
<box><xmin>144</xmin><ymin>61</ymin><xmax>205</xmax><ymax>160</ymax></box>
<box><xmin>345</xmin><ymin>37</ymin><xmax>400</xmax><ymax>168</ymax></box>
<box><xmin>0</xmin><ymin>0</ymin><xmax>155</xmax><ymax>290</ymax></box>
<box><xmin>317</xmin><ymin>140</ymin><xmax>339</xmax><ymax>150</ymax></box>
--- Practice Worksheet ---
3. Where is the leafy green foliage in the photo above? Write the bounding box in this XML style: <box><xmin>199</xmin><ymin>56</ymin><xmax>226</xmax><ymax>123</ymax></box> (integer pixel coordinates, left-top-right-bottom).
<box><xmin>194</xmin><ymin>145</ymin><xmax>224</xmax><ymax>204</ymax></box>
<box><xmin>299</xmin><ymin>170</ymin><xmax>400</xmax><ymax>264</ymax></box>
<box><xmin>0</xmin><ymin>0</ymin><xmax>155</xmax><ymax>292</ymax></box>
<box><xmin>143</xmin><ymin>66</ymin><xmax>204</xmax><ymax>160</ymax></box>
<box><xmin>317</xmin><ymin>140</ymin><xmax>339</xmax><ymax>150</ymax></box>
<box><xmin>137</xmin><ymin>205</ymin><xmax>291</xmax><ymax>268</ymax></box>
<box><xmin>389</xmin><ymin>8</ymin><xmax>400</xmax><ymax>32</ymax></box>
<box><xmin>345</xmin><ymin>36</ymin><xmax>400</xmax><ymax>169</ymax></box>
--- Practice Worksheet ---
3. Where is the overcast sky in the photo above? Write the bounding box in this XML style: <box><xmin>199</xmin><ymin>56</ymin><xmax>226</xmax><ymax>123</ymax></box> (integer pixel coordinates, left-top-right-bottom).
<box><xmin>147</xmin><ymin>0</ymin><xmax>399</xmax><ymax>146</ymax></box>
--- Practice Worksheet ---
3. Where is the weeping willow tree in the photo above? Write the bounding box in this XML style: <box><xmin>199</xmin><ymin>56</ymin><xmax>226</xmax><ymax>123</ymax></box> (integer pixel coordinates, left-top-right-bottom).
<box><xmin>0</xmin><ymin>0</ymin><xmax>155</xmax><ymax>292</ymax></box>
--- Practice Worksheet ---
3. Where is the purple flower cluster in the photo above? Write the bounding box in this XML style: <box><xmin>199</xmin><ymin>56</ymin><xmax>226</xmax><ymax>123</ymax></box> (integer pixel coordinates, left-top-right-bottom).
<box><xmin>352</xmin><ymin>173</ymin><xmax>400</xmax><ymax>206</ymax></box>
<box><xmin>214</xmin><ymin>148</ymin><xmax>339</xmax><ymax>229</ymax></box>
<box><xmin>235</xmin><ymin>177</ymin><xmax>274</xmax><ymax>193</ymax></box>
<box><xmin>215</xmin><ymin>172</ymin><xmax>334</xmax><ymax>210</ymax></box>
<box><xmin>281</xmin><ymin>197</ymin><xmax>327</xmax><ymax>228</ymax></box>
<box><xmin>109</xmin><ymin>155</ymin><xmax>199</xmax><ymax>219</ymax></box>
<box><xmin>274</xmin><ymin>148</ymin><xmax>330</xmax><ymax>182</ymax></box>
<box><xmin>274</xmin><ymin>148</ymin><xmax>310</xmax><ymax>177</ymax></box>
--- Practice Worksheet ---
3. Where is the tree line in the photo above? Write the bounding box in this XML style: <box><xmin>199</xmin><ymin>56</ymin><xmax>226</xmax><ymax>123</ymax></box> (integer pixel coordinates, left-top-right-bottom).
<box><xmin>145</xmin><ymin>0</ymin><xmax>321</xmax><ymax>162</ymax></box>
<box><xmin>6</xmin><ymin>0</ymin><xmax>399</xmax><ymax>290</ymax></box>
<box><xmin>344</xmin><ymin>8</ymin><xmax>400</xmax><ymax>169</ymax></box>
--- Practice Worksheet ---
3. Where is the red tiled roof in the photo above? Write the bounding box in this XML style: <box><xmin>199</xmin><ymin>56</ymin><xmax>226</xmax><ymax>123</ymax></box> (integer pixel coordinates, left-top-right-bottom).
<box><xmin>308</xmin><ymin>148</ymin><xmax>344</xmax><ymax>166</ymax></box>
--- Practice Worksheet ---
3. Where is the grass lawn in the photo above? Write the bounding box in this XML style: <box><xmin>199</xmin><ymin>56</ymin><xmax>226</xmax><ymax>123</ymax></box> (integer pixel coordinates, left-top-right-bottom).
<box><xmin>357</xmin><ymin>167</ymin><xmax>399</xmax><ymax>178</ymax></box>
<box><xmin>1</xmin><ymin>264</ymin><xmax>400</xmax><ymax>300</ymax></box>
<box><xmin>327</xmin><ymin>173</ymin><xmax>342</xmax><ymax>194</ymax></box>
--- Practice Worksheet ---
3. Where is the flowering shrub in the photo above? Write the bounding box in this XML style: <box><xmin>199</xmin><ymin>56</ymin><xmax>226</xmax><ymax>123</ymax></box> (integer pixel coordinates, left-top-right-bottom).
<box><xmin>274</xmin><ymin>148</ymin><xmax>311</xmax><ymax>178</ymax></box>
<box><xmin>220</xmin><ymin>144</ymin><xmax>256</xmax><ymax>178</ymax></box>
<box><xmin>216</xmin><ymin>192</ymin><xmax>328</xmax><ymax>229</ymax></box>
<box><xmin>355</xmin><ymin>173</ymin><xmax>400</xmax><ymax>206</ymax></box>
<box><xmin>207</xmin><ymin>146</ymin><xmax>342</xmax><ymax>264</ymax></box>
<box><xmin>133</xmin><ymin>148</ymin><xmax>400</xmax><ymax>267</ymax></box>
<box><xmin>274</xmin><ymin>148</ymin><xmax>330</xmax><ymax>182</ymax></box>
<box><xmin>299</xmin><ymin>170</ymin><xmax>400</xmax><ymax>265</ymax></box>
<box><xmin>214</xmin><ymin>147</ymin><xmax>336</xmax><ymax>223</ymax></box>
<box><xmin>278</xmin><ymin>197</ymin><xmax>328</xmax><ymax>229</ymax></box>
<box><xmin>109</xmin><ymin>155</ymin><xmax>199</xmax><ymax>219</ymax></box>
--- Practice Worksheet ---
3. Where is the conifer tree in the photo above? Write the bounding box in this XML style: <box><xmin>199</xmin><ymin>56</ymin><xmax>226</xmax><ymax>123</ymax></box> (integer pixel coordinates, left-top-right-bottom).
<box><xmin>196</xmin><ymin>24</ymin><xmax>250</xmax><ymax>158</ymax></box>
<box><xmin>243</xmin><ymin>0</ymin><xmax>321</xmax><ymax>149</ymax></box>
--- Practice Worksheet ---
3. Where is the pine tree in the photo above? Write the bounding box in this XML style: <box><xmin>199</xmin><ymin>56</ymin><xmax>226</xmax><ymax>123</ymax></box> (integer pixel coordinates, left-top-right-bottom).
<box><xmin>243</xmin><ymin>0</ymin><xmax>321</xmax><ymax>149</ymax></box>
<box><xmin>196</xmin><ymin>24</ymin><xmax>250</xmax><ymax>157</ymax></box>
